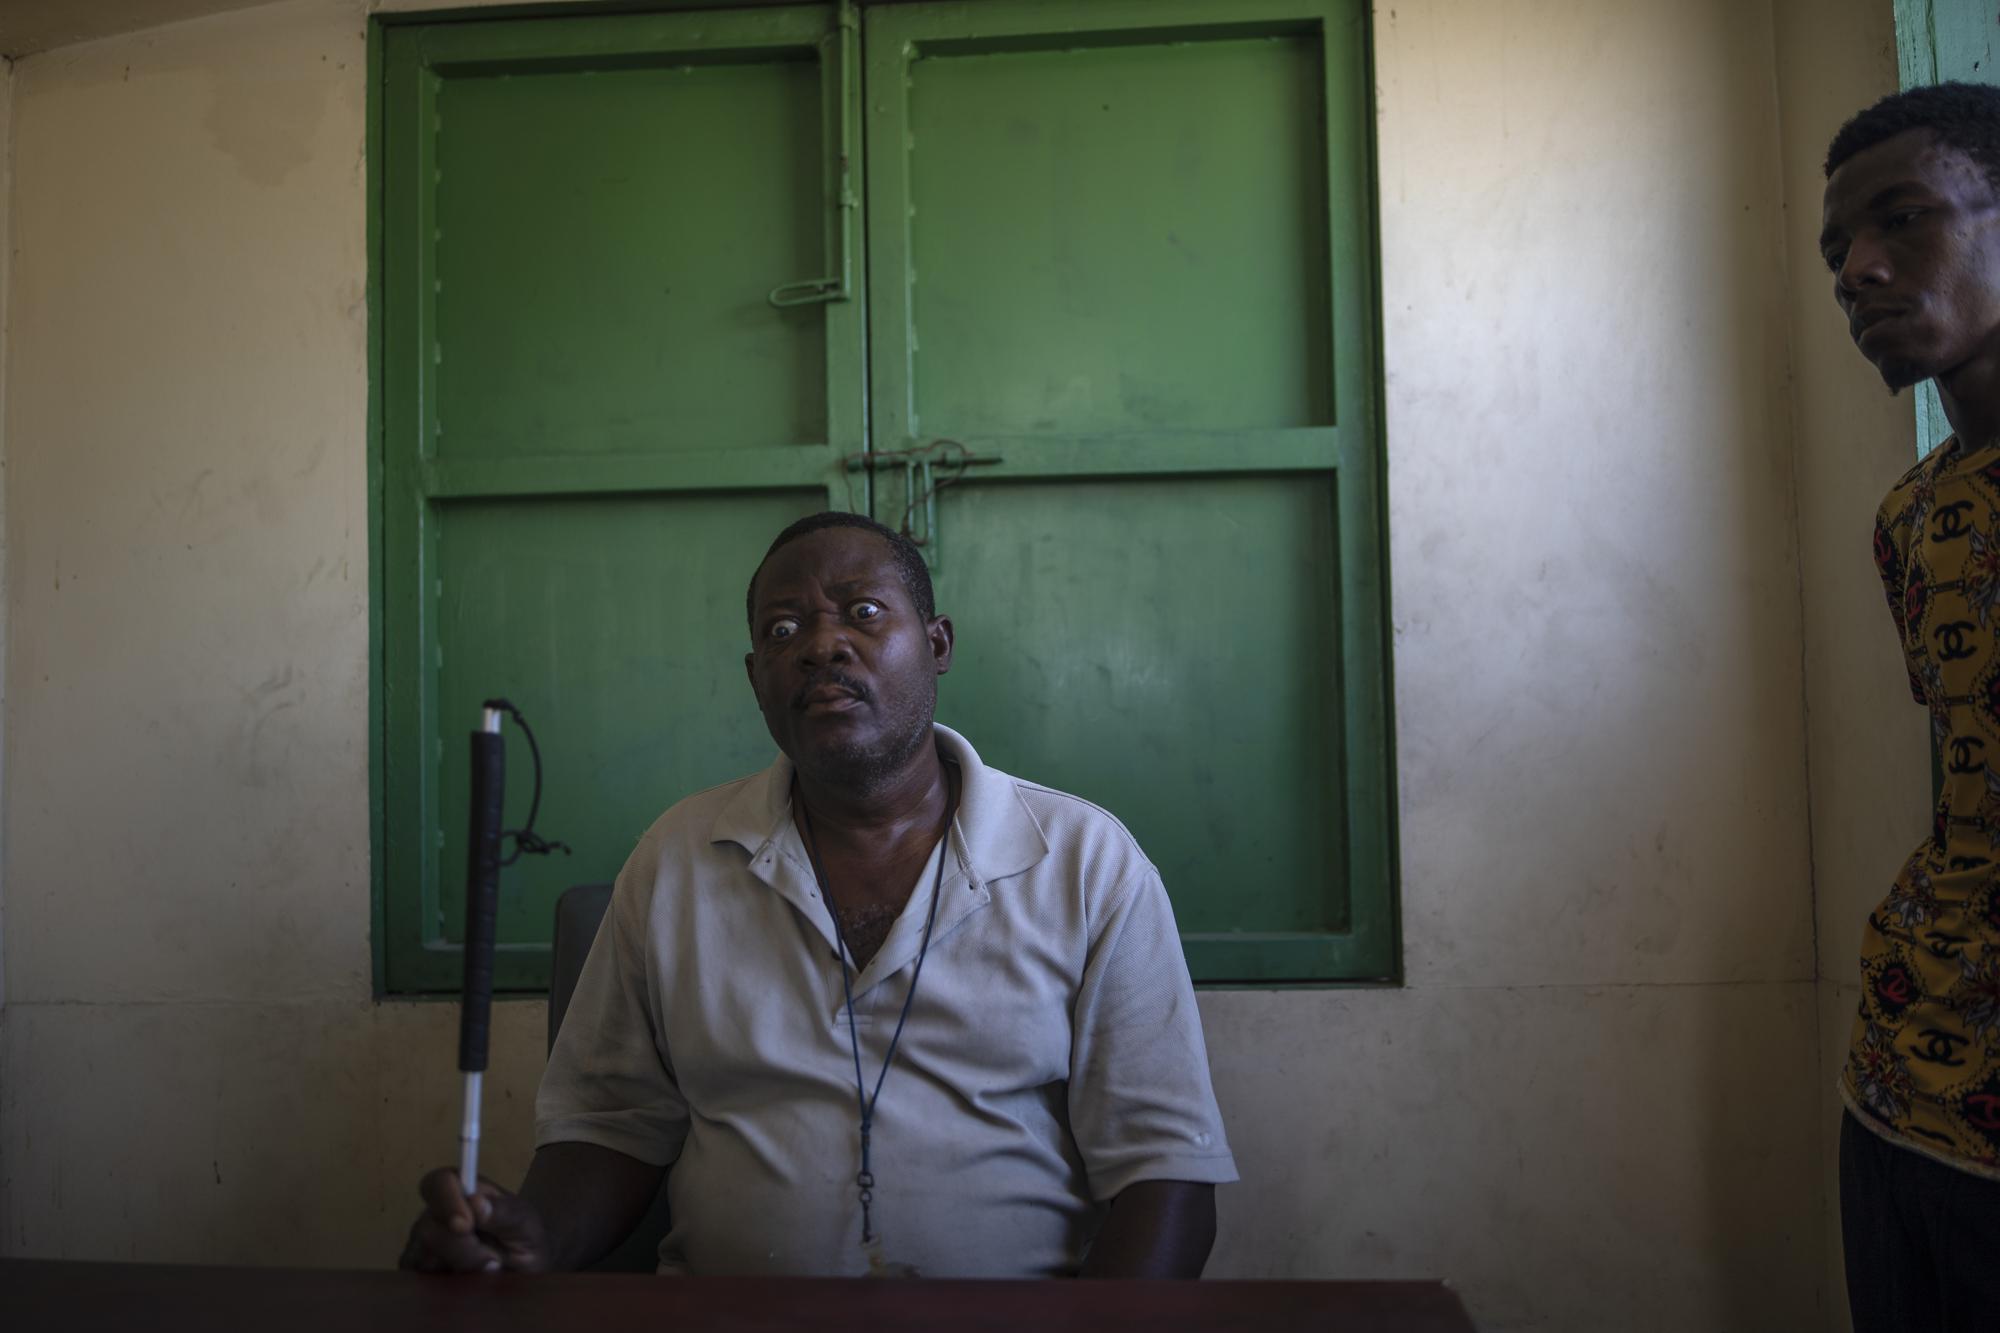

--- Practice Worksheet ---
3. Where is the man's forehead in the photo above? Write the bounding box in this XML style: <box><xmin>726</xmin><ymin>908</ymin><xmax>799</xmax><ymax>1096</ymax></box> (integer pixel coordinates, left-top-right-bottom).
<box><xmin>753</xmin><ymin>528</ymin><xmax>901</xmax><ymax>603</ymax></box>
<box><xmin>1824</xmin><ymin>128</ymin><xmax>1987</xmax><ymax>220</ymax></box>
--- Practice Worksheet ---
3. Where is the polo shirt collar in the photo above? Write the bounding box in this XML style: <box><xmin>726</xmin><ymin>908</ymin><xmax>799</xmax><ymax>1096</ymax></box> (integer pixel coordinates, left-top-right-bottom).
<box><xmin>709</xmin><ymin>723</ymin><xmax>1050</xmax><ymax>889</ymax></box>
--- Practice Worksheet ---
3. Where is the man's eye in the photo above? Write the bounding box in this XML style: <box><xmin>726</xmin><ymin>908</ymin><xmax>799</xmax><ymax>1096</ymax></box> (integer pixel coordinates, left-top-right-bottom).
<box><xmin>1824</xmin><ymin>249</ymin><xmax>1847</xmax><ymax>274</ymax></box>
<box><xmin>852</xmin><ymin>600</ymin><xmax>884</xmax><ymax>621</ymax></box>
<box><xmin>768</xmin><ymin>618</ymin><xmax>799</xmax><ymax>640</ymax></box>
<box><xmin>1888</xmin><ymin>208</ymin><xmax>1923</xmax><ymax>229</ymax></box>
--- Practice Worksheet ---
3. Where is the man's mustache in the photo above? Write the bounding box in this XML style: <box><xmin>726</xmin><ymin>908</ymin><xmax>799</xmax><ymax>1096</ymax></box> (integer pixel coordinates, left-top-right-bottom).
<box><xmin>791</xmin><ymin>670</ymin><xmax>871</xmax><ymax>710</ymax></box>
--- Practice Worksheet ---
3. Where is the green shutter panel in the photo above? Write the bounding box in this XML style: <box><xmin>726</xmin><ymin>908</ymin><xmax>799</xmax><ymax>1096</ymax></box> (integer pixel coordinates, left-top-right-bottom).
<box><xmin>379</xmin><ymin>6</ymin><xmax>865</xmax><ymax>992</ymax></box>
<box><xmin>862</xmin><ymin>0</ymin><xmax>1395</xmax><ymax>982</ymax></box>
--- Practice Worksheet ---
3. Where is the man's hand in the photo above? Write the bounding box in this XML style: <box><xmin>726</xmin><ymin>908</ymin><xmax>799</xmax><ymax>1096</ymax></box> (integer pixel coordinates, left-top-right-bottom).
<box><xmin>399</xmin><ymin>1168</ymin><xmax>554</xmax><ymax>1274</ymax></box>
<box><xmin>398</xmin><ymin>1143</ymin><xmax>666</xmax><ymax>1274</ymax></box>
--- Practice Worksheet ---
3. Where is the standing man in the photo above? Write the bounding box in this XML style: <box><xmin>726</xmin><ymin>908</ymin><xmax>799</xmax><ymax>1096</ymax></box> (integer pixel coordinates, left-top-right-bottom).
<box><xmin>402</xmin><ymin>512</ymin><xmax>1237</xmax><ymax>1277</ymax></box>
<box><xmin>1821</xmin><ymin>82</ymin><xmax>2000</xmax><ymax>1329</ymax></box>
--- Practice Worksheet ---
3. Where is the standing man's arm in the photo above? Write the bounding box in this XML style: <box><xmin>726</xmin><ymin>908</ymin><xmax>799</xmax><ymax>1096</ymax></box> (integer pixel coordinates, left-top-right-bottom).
<box><xmin>1871</xmin><ymin>499</ymin><xmax>1929</xmax><ymax>706</ymax></box>
<box><xmin>1079</xmin><ymin>1179</ymin><xmax>1216</xmax><ymax>1278</ymax></box>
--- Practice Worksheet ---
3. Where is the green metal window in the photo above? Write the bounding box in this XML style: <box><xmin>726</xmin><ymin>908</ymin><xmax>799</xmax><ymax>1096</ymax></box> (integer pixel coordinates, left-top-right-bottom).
<box><xmin>371</xmin><ymin>0</ymin><xmax>1394</xmax><ymax>994</ymax></box>
<box><xmin>1894</xmin><ymin>0</ymin><xmax>1998</xmax><ymax>459</ymax></box>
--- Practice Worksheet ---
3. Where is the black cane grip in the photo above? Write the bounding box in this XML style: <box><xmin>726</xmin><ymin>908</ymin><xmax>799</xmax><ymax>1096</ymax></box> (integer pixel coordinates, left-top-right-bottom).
<box><xmin>459</xmin><ymin>730</ymin><xmax>506</xmax><ymax>1073</ymax></box>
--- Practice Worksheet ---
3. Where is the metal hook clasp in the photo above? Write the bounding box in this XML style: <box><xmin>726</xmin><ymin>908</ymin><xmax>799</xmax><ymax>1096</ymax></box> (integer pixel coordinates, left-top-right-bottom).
<box><xmin>767</xmin><ymin>0</ymin><xmax>857</xmax><ymax>309</ymax></box>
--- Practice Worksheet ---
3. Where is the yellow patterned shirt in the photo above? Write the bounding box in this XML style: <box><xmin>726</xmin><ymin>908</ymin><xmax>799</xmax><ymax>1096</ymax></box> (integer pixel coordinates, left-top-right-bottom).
<box><xmin>1845</xmin><ymin>436</ymin><xmax>2000</xmax><ymax>1179</ymax></box>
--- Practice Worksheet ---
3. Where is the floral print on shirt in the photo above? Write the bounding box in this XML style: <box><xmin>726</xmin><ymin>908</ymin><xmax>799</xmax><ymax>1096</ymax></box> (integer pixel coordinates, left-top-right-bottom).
<box><xmin>1848</xmin><ymin>437</ymin><xmax>2000</xmax><ymax>1177</ymax></box>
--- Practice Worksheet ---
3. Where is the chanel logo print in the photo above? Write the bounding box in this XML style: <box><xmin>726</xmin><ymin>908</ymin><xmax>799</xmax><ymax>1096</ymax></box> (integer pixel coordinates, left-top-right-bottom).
<box><xmin>1934</xmin><ymin>620</ymin><xmax>1980</xmax><ymax>662</ymax></box>
<box><xmin>1934</xmin><ymin>500</ymin><xmax>1976</xmax><ymax>541</ymax></box>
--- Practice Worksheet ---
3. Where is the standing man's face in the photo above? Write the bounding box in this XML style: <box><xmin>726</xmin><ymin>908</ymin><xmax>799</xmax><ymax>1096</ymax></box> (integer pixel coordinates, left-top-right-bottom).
<box><xmin>744</xmin><ymin>528</ymin><xmax>953</xmax><ymax>791</ymax></box>
<box><xmin>1821</xmin><ymin>129</ymin><xmax>2000</xmax><ymax>390</ymax></box>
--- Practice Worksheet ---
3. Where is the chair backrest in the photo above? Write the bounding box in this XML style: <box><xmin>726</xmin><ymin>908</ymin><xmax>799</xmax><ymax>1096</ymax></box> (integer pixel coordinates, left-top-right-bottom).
<box><xmin>548</xmin><ymin>882</ymin><xmax>614</xmax><ymax>1053</ymax></box>
<box><xmin>544</xmin><ymin>880</ymin><xmax>674</xmax><ymax>1272</ymax></box>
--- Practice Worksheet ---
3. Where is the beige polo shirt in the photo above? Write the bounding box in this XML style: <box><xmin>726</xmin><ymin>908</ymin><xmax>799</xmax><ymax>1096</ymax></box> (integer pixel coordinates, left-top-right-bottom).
<box><xmin>535</xmin><ymin>724</ymin><xmax>1237</xmax><ymax>1277</ymax></box>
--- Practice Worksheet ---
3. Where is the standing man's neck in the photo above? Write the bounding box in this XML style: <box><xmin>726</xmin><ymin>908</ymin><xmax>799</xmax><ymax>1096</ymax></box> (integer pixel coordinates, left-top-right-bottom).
<box><xmin>793</xmin><ymin>741</ymin><xmax>949</xmax><ymax>847</ymax></box>
<box><xmin>1937</xmin><ymin>334</ymin><xmax>2000</xmax><ymax>451</ymax></box>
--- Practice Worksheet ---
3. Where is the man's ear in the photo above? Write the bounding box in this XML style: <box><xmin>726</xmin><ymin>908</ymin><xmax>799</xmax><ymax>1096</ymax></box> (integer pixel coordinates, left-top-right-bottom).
<box><xmin>929</xmin><ymin>615</ymin><xmax>955</xmax><ymax>675</ymax></box>
<box><xmin>744</xmin><ymin>651</ymin><xmax>756</xmax><ymax>687</ymax></box>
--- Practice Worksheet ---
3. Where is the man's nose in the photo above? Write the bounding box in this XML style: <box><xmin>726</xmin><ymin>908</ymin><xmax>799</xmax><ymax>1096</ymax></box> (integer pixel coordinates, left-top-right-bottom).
<box><xmin>1837</xmin><ymin>236</ymin><xmax>1891</xmax><ymax>296</ymax></box>
<box><xmin>795</xmin><ymin>614</ymin><xmax>852</xmax><ymax>666</ymax></box>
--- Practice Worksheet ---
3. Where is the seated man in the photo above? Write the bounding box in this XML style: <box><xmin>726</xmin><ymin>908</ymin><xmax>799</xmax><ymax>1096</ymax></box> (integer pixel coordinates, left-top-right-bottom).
<box><xmin>402</xmin><ymin>512</ymin><xmax>1237</xmax><ymax>1277</ymax></box>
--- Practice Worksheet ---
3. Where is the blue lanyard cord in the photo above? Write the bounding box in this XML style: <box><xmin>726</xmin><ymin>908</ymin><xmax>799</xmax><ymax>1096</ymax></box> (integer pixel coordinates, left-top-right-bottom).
<box><xmin>795</xmin><ymin>777</ymin><xmax>957</xmax><ymax>1246</ymax></box>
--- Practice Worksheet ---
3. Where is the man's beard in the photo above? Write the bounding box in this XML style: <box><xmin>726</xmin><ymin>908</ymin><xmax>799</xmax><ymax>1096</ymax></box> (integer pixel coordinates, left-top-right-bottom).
<box><xmin>1880</xmin><ymin>362</ymin><xmax>1925</xmax><ymax>393</ymax></box>
<box><xmin>802</xmin><ymin>690</ymin><xmax>937</xmax><ymax>795</ymax></box>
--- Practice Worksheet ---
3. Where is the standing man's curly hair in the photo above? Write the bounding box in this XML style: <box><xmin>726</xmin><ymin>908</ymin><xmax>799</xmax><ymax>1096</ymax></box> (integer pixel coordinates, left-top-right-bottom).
<box><xmin>1826</xmin><ymin>81</ymin><xmax>2000</xmax><ymax>186</ymax></box>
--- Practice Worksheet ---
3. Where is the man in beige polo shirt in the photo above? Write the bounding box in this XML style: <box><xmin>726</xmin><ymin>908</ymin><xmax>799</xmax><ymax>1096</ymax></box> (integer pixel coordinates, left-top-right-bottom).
<box><xmin>402</xmin><ymin>512</ymin><xmax>1236</xmax><ymax>1277</ymax></box>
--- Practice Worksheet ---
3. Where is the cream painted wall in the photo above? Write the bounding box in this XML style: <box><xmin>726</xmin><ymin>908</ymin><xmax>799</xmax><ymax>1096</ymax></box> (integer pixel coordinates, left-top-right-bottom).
<box><xmin>1776</xmin><ymin>0</ymin><xmax>1924</xmax><ymax>1032</ymax></box>
<box><xmin>1771</xmin><ymin>3</ymin><xmax>1921</xmax><ymax>1331</ymax></box>
<box><xmin>0</xmin><ymin>0</ymin><xmax>550</xmax><ymax>1264</ymax></box>
<box><xmin>0</xmin><ymin>53</ymin><xmax>13</xmax><ymax>1017</ymax></box>
<box><xmin>1272</xmin><ymin>3</ymin><xmax>1818</xmax><ymax>1326</ymax></box>
<box><xmin>0</xmin><ymin>0</ymin><xmax>1854</xmax><ymax>1328</ymax></box>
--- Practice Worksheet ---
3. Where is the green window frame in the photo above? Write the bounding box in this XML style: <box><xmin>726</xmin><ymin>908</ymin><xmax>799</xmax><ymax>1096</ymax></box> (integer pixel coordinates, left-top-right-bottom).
<box><xmin>1894</xmin><ymin>0</ymin><xmax>1996</xmax><ymax>460</ymax></box>
<box><xmin>369</xmin><ymin>0</ymin><xmax>1395</xmax><ymax>995</ymax></box>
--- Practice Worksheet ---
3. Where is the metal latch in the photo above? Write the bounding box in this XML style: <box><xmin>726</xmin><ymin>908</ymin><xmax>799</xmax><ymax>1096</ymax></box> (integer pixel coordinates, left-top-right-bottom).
<box><xmin>842</xmin><ymin>440</ymin><xmax>1003</xmax><ymax>569</ymax></box>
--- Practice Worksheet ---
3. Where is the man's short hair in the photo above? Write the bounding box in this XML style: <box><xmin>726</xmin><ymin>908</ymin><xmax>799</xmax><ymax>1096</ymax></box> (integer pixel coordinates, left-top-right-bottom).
<box><xmin>745</xmin><ymin>511</ymin><xmax>937</xmax><ymax>631</ymax></box>
<box><xmin>1825</xmin><ymin>81</ymin><xmax>2000</xmax><ymax>188</ymax></box>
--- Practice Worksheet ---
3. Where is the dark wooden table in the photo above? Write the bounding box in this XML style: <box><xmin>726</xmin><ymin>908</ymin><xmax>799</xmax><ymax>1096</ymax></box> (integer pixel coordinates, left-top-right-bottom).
<box><xmin>1</xmin><ymin>1259</ymin><xmax>1475</xmax><ymax>1331</ymax></box>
